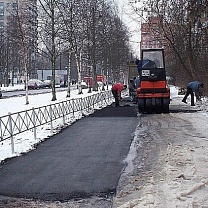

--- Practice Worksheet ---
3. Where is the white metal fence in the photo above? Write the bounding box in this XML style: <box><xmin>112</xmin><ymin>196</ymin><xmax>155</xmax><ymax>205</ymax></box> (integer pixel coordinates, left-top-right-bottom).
<box><xmin>0</xmin><ymin>91</ymin><xmax>113</xmax><ymax>153</ymax></box>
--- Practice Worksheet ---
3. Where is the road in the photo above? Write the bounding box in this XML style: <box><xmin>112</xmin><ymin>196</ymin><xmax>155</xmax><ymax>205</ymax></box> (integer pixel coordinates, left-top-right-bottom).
<box><xmin>1</xmin><ymin>85</ymin><xmax>77</xmax><ymax>98</ymax></box>
<box><xmin>0</xmin><ymin>101</ymin><xmax>138</xmax><ymax>207</ymax></box>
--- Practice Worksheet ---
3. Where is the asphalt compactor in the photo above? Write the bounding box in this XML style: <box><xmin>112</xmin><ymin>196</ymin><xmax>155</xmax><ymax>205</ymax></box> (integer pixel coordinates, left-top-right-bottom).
<box><xmin>136</xmin><ymin>48</ymin><xmax>170</xmax><ymax>113</ymax></box>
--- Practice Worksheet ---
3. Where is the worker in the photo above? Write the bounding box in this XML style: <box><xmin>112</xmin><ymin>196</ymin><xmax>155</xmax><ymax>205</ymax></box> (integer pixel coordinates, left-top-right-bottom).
<box><xmin>134</xmin><ymin>76</ymin><xmax>140</xmax><ymax>88</ymax></box>
<box><xmin>111</xmin><ymin>83</ymin><xmax>127</xmax><ymax>107</ymax></box>
<box><xmin>129</xmin><ymin>79</ymin><xmax>136</xmax><ymax>102</ymax></box>
<box><xmin>182</xmin><ymin>81</ymin><xmax>204</xmax><ymax>106</ymax></box>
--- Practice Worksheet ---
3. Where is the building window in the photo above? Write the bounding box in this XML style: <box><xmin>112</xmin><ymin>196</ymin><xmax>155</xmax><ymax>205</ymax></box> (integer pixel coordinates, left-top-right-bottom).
<box><xmin>13</xmin><ymin>3</ymin><xmax>17</xmax><ymax>9</ymax></box>
<box><xmin>0</xmin><ymin>2</ymin><xmax>4</xmax><ymax>16</ymax></box>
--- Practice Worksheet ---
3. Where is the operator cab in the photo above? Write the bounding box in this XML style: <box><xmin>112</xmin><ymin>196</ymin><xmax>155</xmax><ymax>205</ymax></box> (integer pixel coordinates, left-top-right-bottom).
<box><xmin>137</xmin><ymin>49</ymin><xmax>166</xmax><ymax>82</ymax></box>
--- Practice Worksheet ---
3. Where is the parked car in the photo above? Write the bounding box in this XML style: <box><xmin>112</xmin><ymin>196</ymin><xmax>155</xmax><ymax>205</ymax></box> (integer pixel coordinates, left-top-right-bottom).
<box><xmin>27</xmin><ymin>79</ymin><xmax>45</xmax><ymax>89</ymax></box>
<box><xmin>43</xmin><ymin>80</ymin><xmax>52</xmax><ymax>88</ymax></box>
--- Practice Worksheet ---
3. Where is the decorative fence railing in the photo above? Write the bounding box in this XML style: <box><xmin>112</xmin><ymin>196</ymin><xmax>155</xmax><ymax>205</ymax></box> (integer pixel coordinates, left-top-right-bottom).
<box><xmin>0</xmin><ymin>91</ymin><xmax>113</xmax><ymax>153</ymax></box>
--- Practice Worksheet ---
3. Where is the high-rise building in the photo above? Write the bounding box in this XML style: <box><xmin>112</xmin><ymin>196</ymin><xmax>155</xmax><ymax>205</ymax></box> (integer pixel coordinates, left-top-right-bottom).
<box><xmin>0</xmin><ymin>0</ymin><xmax>37</xmax><ymax>85</ymax></box>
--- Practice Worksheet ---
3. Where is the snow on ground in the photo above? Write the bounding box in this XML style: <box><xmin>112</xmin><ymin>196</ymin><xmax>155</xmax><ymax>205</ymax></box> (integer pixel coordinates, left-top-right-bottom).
<box><xmin>1</xmin><ymin>84</ymin><xmax>26</xmax><ymax>92</ymax></box>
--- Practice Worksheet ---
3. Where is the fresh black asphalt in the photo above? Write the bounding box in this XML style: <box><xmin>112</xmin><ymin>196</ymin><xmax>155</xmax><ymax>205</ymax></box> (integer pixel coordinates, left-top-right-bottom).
<box><xmin>0</xmin><ymin>102</ymin><xmax>138</xmax><ymax>201</ymax></box>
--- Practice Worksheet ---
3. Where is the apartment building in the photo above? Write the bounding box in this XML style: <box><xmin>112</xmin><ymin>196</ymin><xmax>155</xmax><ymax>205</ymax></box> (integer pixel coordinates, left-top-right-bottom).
<box><xmin>0</xmin><ymin>0</ymin><xmax>37</xmax><ymax>85</ymax></box>
<box><xmin>140</xmin><ymin>16</ymin><xmax>166</xmax><ymax>50</ymax></box>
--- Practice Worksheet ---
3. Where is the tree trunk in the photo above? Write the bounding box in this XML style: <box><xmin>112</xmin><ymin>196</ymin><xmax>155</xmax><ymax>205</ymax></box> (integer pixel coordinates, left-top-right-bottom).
<box><xmin>75</xmin><ymin>51</ymin><xmax>82</xmax><ymax>94</ymax></box>
<box><xmin>16</xmin><ymin>0</ymin><xmax>29</xmax><ymax>104</ymax></box>
<box><xmin>92</xmin><ymin>6</ymin><xmax>98</xmax><ymax>91</ymax></box>
<box><xmin>66</xmin><ymin>51</ymin><xmax>71</xmax><ymax>97</ymax></box>
<box><xmin>51</xmin><ymin>1</ymin><xmax>57</xmax><ymax>101</ymax></box>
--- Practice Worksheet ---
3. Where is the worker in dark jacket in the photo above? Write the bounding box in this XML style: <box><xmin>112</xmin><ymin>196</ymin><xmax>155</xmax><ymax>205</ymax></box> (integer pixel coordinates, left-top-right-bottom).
<box><xmin>111</xmin><ymin>83</ymin><xmax>127</xmax><ymax>107</ymax></box>
<box><xmin>182</xmin><ymin>81</ymin><xmax>203</xmax><ymax>106</ymax></box>
<box><xmin>129</xmin><ymin>79</ymin><xmax>136</xmax><ymax>101</ymax></box>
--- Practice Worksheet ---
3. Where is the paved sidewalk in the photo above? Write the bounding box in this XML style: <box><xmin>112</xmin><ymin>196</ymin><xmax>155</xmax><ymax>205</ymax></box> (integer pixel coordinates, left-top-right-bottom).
<box><xmin>0</xmin><ymin>102</ymin><xmax>138</xmax><ymax>203</ymax></box>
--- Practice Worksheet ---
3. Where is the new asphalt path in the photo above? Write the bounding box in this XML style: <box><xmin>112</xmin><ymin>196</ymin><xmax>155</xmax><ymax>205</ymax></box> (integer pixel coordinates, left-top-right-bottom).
<box><xmin>0</xmin><ymin>101</ymin><xmax>138</xmax><ymax>201</ymax></box>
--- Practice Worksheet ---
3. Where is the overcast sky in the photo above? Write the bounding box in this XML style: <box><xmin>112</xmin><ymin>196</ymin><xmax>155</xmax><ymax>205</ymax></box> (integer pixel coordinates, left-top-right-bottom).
<box><xmin>115</xmin><ymin>0</ymin><xmax>143</xmax><ymax>57</ymax></box>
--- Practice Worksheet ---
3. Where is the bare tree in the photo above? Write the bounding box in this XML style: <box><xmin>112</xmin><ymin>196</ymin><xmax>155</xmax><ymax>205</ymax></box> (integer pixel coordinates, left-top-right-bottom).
<box><xmin>9</xmin><ymin>0</ymin><xmax>37</xmax><ymax>104</ymax></box>
<box><xmin>49</xmin><ymin>0</ymin><xmax>86</xmax><ymax>95</ymax></box>
<box><xmin>38</xmin><ymin>0</ymin><xmax>65</xmax><ymax>101</ymax></box>
<box><xmin>85</xmin><ymin>0</ymin><xmax>130</xmax><ymax>84</ymax></box>
<box><xmin>52</xmin><ymin>0</ymin><xmax>132</xmax><ymax>95</ymax></box>
<box><xmin>130</xmin><ymin>0</ymin><xmax>208</xmax><ymax>88</ymax></box>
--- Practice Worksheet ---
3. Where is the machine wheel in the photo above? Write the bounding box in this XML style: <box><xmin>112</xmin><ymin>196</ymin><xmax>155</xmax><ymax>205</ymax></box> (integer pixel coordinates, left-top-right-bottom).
<box><xmin>138</xmin><ymin>107</ymin><xmax>144</xmax><ymax>113</ymax></box>
<box><xmin>145</xmin><ymin>98</ymin><xmax>152</xmax><ymax>113</ymax></box>
<box><xmin>138</xmin><ymin>99</ymin><xmax>145</xmax><ymax>113</ymax></box>
<box><xmin>163</xmin><ymin>104</ymin><xmax>169</xmax><ymax>113</ymax></box>
<box><xmin>162</xmin><ymin>98</ymin><xmax>170</xmax><ymax>113</ymax></box>
<box><xmin>155</xmin><ymin>98</ymin><xmax>162</xmax><ymax>113</ymax></box>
